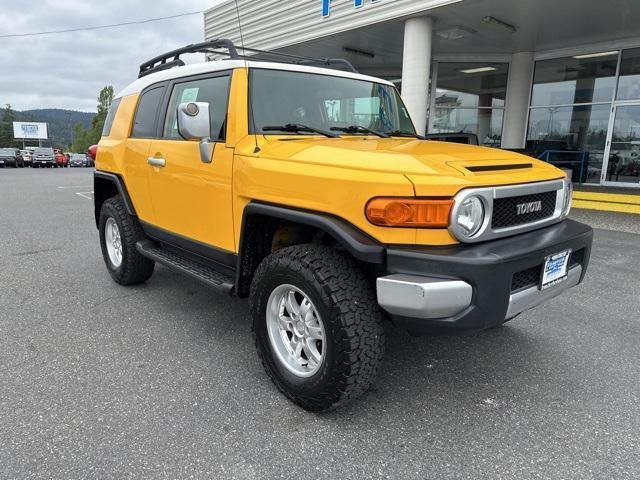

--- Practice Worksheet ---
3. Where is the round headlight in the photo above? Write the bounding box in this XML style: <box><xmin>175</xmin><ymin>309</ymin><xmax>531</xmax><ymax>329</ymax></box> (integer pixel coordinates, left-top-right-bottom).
<box><xmin>563</xmin><ymin>180</ymin><xmax>573</xmax><ymax>216</ymax></box>
<box><xmin>455</xmin><ymin>196</ymin><xmax>485</xmax><ymax>237</ymax></box>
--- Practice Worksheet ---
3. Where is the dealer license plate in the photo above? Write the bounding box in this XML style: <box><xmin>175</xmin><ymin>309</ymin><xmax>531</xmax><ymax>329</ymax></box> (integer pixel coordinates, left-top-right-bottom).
<box><xmin>540</xmin><ymin>249</ymin><xmax>571</xmax><ymax>290</ymax></box>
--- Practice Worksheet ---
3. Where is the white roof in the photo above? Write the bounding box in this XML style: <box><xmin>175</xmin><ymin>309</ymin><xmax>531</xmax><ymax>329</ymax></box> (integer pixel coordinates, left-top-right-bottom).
<box><xmin>116</xmin><ymin>60</ymin><xmax>394</xmax><ymax>98</ymax></box>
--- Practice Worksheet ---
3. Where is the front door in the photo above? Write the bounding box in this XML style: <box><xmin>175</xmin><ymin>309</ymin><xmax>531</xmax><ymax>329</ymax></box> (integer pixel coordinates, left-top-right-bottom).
<box><xmin>602</xmin><ymin>103</ymin><xmax>640</xmax><ymax>186</ymax></box>
<box><xmin>146</xmin><ymin>72</ymin><xmax>236</xmax><ymax>254</ymax></box>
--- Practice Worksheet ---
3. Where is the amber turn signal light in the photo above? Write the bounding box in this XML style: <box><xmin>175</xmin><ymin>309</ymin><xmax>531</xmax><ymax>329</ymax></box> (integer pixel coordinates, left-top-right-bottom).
<box><xmin>366</xmin><ymin>198</ymin><xmax>454</xmax><ymax>227</ymax></box>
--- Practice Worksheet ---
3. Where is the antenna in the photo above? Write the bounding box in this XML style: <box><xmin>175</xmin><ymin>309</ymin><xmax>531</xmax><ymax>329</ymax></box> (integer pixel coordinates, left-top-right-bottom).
<box><xmin>233</xmin><ymin>0</ymin><xmax>260</xmax><ymax>154</ymax></box>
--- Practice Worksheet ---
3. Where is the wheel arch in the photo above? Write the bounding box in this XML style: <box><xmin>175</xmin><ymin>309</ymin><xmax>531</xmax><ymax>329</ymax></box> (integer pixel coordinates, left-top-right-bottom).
<box><xmin>235</xmin><ymin>202</ymin><xmax>385</xmax><ymax>297</ymax></box>
<box><xmin>94</xmin><ymin>171</ymin><xmax>136</xmax><ymax>228</ymax></box>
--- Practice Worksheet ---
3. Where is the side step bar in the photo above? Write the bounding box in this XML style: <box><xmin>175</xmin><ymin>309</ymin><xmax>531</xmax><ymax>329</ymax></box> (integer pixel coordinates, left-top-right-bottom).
<box><xmin>136</xmin><ymin>240</ymin><xmax>235</xmax><ymax>294</ymax></box>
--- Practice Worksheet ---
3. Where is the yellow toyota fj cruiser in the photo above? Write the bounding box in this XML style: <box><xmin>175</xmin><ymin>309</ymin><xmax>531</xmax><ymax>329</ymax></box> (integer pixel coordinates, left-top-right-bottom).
<box><xmin>95</xmin><ymin>40</ymin><xmax>593</xmax><ymax>411</ymax></box>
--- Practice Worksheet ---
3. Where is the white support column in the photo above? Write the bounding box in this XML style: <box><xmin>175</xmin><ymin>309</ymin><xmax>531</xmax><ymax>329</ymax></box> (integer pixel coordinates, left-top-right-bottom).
<box><xmin>501</xmin><ymin>51</ymin><xmax>535</xmax><ymax>149</ymax></box>
<box><xmin>401</xmin><ymin>16</ymin><xmax>433</xmax><ymax>135</ymax></box>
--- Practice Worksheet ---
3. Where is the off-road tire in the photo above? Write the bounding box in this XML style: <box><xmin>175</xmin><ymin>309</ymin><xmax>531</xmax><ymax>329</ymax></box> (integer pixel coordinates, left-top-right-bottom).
<box><xmin>99</xmin><ymin>195</ymin><xmax>155</xmax><ymax>285</ymax></box>
<box><xmin>250</xmin><ymin>244</ymin><xmax>385</xmax><ymax>412</ymax></box>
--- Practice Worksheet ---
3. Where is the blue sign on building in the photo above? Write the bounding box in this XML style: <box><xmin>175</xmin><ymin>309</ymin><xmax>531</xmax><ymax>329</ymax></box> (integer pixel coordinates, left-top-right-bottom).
<box><xmin>322</xmin><ymin>0</ymin><xmax>380</xmax><ymax>17</ymax></box>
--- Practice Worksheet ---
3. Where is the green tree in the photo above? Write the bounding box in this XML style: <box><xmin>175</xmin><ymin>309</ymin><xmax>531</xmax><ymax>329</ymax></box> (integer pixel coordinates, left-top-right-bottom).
<box><xmin>72</xmin><ymin>122</ymin><xmax>90</xmax><ymax>152</ymax></box>
<box><xmin>70</xmin><ymin>85</ymin><xmax>114</xmax><ymax>152</ymax></box>
<box><xmin>88</xmin><ymin>86</ymin><xmax>114</xmax><ymax>144</ymax></box>
<box><xmin>0</xmin><ymin>104</ymin><xmax>19</xmax><ymax>148</ymax></box>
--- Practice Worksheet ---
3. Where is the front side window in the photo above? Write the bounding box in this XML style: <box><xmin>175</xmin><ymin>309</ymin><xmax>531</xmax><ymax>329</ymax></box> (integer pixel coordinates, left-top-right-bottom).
<box><xmin>163</xmin><ymin>75</ymin><xmax>231</xmax><ymax>141</ymax></box>
<box><xmin>131</xmin><ymin>87</ymin><xmax>164</xmax><ymax>138</ymax></box>
<box><xmin>250</xmin><ymin>69</ymin><xmax>415</xmax><ymax>135</ymax></box>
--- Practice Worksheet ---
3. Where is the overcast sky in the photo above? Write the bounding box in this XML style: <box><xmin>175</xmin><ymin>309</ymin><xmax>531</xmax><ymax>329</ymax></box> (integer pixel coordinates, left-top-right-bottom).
<box><xmin>0</xmin><ymin>0</ymin><xmax>218</xmax><ymax>112</ymax></box>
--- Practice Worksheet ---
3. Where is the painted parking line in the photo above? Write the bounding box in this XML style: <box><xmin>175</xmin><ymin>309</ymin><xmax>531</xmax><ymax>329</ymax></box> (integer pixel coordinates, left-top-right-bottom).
<box><xmin>573</xmin><ymin>199</ymin><xmax>640</xmax><ymax>215</ymax></box>
<box><xmin>75</xmin><ymin>191</ymin><xmax>94</xmax><ymax>200</ymax></box>
<box><xmin>573</xmin><ymin>191</ymin><xmax>640</xmax><ymax>205</ymax></box>
<box><xmin>572</xmin><ymin>190</ymin><xmax>640</xmax><ymax>215</ymax></box>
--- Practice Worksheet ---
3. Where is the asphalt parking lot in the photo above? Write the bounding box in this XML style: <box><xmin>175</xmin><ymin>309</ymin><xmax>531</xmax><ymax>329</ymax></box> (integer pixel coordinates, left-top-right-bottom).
<box><xmin>1</xmin><ymin>168</ymin><xmax>639</xmax><ymax>479</ymax></box>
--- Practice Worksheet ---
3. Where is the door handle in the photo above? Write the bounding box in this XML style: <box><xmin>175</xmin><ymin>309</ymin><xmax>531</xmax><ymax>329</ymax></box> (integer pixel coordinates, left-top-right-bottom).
<box><xmin>147</xmin><ymin>157</ymin><xmax>166</xmax><ymax>167</ymax></box>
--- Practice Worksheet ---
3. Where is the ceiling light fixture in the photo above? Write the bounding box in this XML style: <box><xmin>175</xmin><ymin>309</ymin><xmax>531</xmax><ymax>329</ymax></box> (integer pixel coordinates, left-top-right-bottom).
<box><xmin>573</xmin><ymin>51</ymin><xmax>619</xmax><ymax>59</ymax></box>
<box><xmin>435</xmin><ymin>26</ymin><xmax>475</xmax><ymax>40</ymax></box>
<box><xmin>460</xmin><ymin>66</ymin><xmax>497</xmax><ymax>74</ymax></box>
<box><xmin>343</xmin><ymin>46</ymin><xmax>375</xmax><ymax>58</ymax></box>
<box><xmin>482</xmin><ymin>16</ymin><xmax>516</xmax><ymax>34</ymax></box>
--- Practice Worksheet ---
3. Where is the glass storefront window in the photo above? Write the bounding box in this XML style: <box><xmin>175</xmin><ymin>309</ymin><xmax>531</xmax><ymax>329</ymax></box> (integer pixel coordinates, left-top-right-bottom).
<box><xmin>433</xmin><ymin>108</ymin><xmax>504</xmax><ymax>147</ymax></box>
<box><xmin>617</xmin><ymin>48</ymin><xmax>640</xmax><ymax>101</ymax></box>
<box><xmin>527</xmin><ymin>104</ymin><xmax>611</xmax><ymax>184</ymax></box>
<box><xmin>435</xmin><ymin>62</ymin><xmax>508</xmax><ymax>107</ymax></box>
<box><xmin>605</xmin><ymin>105</ymin><xmax>640</xmax><ymax>184</ymax></box>
<box><xmin>432</xmin><ymin>62</ymin><xmax>507</xmax><ymax>145</ymax></box>
<box><xmin>531</xmin><ymin>53</ymin><xmax>619</xmax><ymax>106</ymax></box>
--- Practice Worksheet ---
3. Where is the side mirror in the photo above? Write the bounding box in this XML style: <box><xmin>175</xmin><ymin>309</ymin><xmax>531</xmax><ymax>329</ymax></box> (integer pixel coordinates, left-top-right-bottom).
<box><xmin>177</xmin><ymin>102</ymin><xmax>214</xmax><ymax>163</ymax></box>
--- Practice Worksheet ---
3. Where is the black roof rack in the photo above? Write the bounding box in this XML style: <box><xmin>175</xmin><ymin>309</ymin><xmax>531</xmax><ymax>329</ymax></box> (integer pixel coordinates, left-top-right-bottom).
<box><xmin>138</xmin><ymin>38</ymin><xmax>358</xmax><ymax>78</ymax></box>
<box><xmin>138</xmin><ymin>39</ymin><xmax>239</xmax><ymax>78</ymax></box>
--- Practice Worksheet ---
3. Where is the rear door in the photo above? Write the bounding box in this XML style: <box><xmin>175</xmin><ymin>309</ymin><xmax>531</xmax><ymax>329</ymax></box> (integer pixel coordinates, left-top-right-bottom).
<box><xmin>146</xmin><ymin>71</ymin><xmax>236</xmax><ymax>254</ymax></box>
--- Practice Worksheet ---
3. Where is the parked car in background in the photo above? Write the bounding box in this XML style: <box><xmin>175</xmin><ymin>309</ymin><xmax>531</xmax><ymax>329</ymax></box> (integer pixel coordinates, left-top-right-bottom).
<box><xmin>13</xmin><ymin>149</ymin><xmax>25</xmax><ymax>167</ymax></box>
<box><xmin>32</xmin><ymin>147</ymin><xmax>56</xmax><ymax>167</ymax></box>
<box><xmin>3</xmin><ymin>148</ymin><xmax>24</xmax><ymax>167</ymax></box>
<box><xmin>0</xmin><ymin>148</ymin><xmax>19</xmax><ymax>168</ymax></box>
<box><xmin>70</xmin><ymin>153</ymin><xmax>89</xmax><ymax>167</ymax></box>
<box><xmin>20</xmin><ymin>149</ymin><xmax>33</xmax><ymax>167</ymax></box>
<box><xmin>54</xmin><ymin>148</ymin><xmax>68</xmax><ymax>168</ymax></box>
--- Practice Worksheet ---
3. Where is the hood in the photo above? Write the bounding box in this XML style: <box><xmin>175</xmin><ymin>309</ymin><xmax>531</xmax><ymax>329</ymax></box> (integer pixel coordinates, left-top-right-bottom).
<box><xmin>253</xmin><ymin>136</ymin><xmax>564</xmax><ymax>192</ymax></box>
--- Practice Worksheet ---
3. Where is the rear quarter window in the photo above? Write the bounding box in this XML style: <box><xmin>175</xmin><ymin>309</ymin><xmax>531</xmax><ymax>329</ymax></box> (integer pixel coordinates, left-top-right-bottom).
<box><xmin>131</xmin><ymin>87</ymin><xmax>164</xmax><ymax>138</ymax></box>
<box><xmin>102</xmin><ymin>98</ymin><xmax>122</xmax><ymax>137</ymax></box>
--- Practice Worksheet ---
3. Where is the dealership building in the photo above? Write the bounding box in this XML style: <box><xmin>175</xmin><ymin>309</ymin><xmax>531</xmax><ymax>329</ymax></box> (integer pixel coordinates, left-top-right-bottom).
<box><xmin>205</xmin><ymin>0</ymin><xmax>640</xmax><ymax>188</ymax></box>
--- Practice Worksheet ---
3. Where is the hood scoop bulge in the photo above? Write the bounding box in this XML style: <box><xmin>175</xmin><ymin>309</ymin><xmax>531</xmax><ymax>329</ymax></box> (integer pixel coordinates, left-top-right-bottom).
<box><xmin>465</xmin><ymin>163</ymin><xmax>533</xmax><ymax>173</ymax></box>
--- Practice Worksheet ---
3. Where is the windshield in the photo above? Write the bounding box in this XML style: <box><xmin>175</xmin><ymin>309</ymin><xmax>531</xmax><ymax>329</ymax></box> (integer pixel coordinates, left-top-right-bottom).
<box><xmin>0</xmin><ymin>148</ymin><xmax>14</xmax><ymax>155</ymax></box>
<box><xmin>250</xmin><ymin>69</ymin><xmax>415</xmax><ymax>136</ymax></box>
<box><xmin>35</xmin><ymin>148</ymin><xmax>53</xmax><ymax>155</ymax></box>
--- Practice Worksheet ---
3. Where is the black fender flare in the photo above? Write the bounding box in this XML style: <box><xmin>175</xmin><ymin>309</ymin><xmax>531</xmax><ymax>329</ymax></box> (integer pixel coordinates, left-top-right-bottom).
<box><xmin>239</xmin><ymin>202</ymin><xmax>385</xmax><ymax>264</ymax></box>
<box><xmin>94</xmin><ymin>171</ymin><xmax>137</xmax><ymax>227</ymax></box>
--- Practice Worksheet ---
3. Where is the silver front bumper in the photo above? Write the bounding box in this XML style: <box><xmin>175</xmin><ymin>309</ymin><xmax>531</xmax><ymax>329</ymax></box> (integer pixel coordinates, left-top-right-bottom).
<box><xmin>376</xmin><ymin>275</ymin><xmax>473</xmax><ymax>319</ymax></box>
<box><xmin>506</xmin><ymin>266</ymin><xmax>582</xmax><ymax>318</ymax></box>
<box><xmin>377</xmin><ymin>266</ymin><xmax>582</xmax><ymax>322</ymax></box>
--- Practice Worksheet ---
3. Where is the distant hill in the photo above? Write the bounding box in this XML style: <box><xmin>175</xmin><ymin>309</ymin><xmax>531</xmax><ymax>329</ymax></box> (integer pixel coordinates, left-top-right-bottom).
<box><xmin>14</xmin><ymin>109</ymin><xmax>95</xmax><ymax>147</ymax></box>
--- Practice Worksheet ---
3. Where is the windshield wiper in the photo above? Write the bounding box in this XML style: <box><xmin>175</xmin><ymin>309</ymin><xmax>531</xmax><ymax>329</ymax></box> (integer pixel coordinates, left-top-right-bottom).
<box><xmin>388</xmin><ymin>130</ymin><xmax>426</xmax><ymax>140</ymax></box>
<box><xmin>262</xmin><ymin>123</ymin><xmax>338</xmax><ymax>138</ymax></box>
<box><xmin>330</xmin><ymin>125</ymin><xmax>390</xmax><ymax>138</ymax></box>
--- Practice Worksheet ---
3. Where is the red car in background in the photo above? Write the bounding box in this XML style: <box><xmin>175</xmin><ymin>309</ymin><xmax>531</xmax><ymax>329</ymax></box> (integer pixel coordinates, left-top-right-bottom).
<box><xmin>54</xmin><ymin>148</ymin><xmax>69</xmax><ymax>168</ymax></box>
<box><xmin>86</xmin><ymin>145</ymin><xmax>97</xmax><ymax>167</ymax></box>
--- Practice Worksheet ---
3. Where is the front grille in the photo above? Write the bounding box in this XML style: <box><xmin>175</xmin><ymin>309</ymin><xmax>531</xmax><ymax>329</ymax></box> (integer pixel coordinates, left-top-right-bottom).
<box><xmin>569</xmin><ymin>248</ymin><xmax>585</xmax><ymax>269</ymax></box>
<box><xmin>510</xmin><ymin>249</ymin><xmax>586</xmax><ymax>293</ymax></box>
<box><xmin>492</xmin><ymin>191</ymin><xmax>557</xmax><ymax>230</ymax></box>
